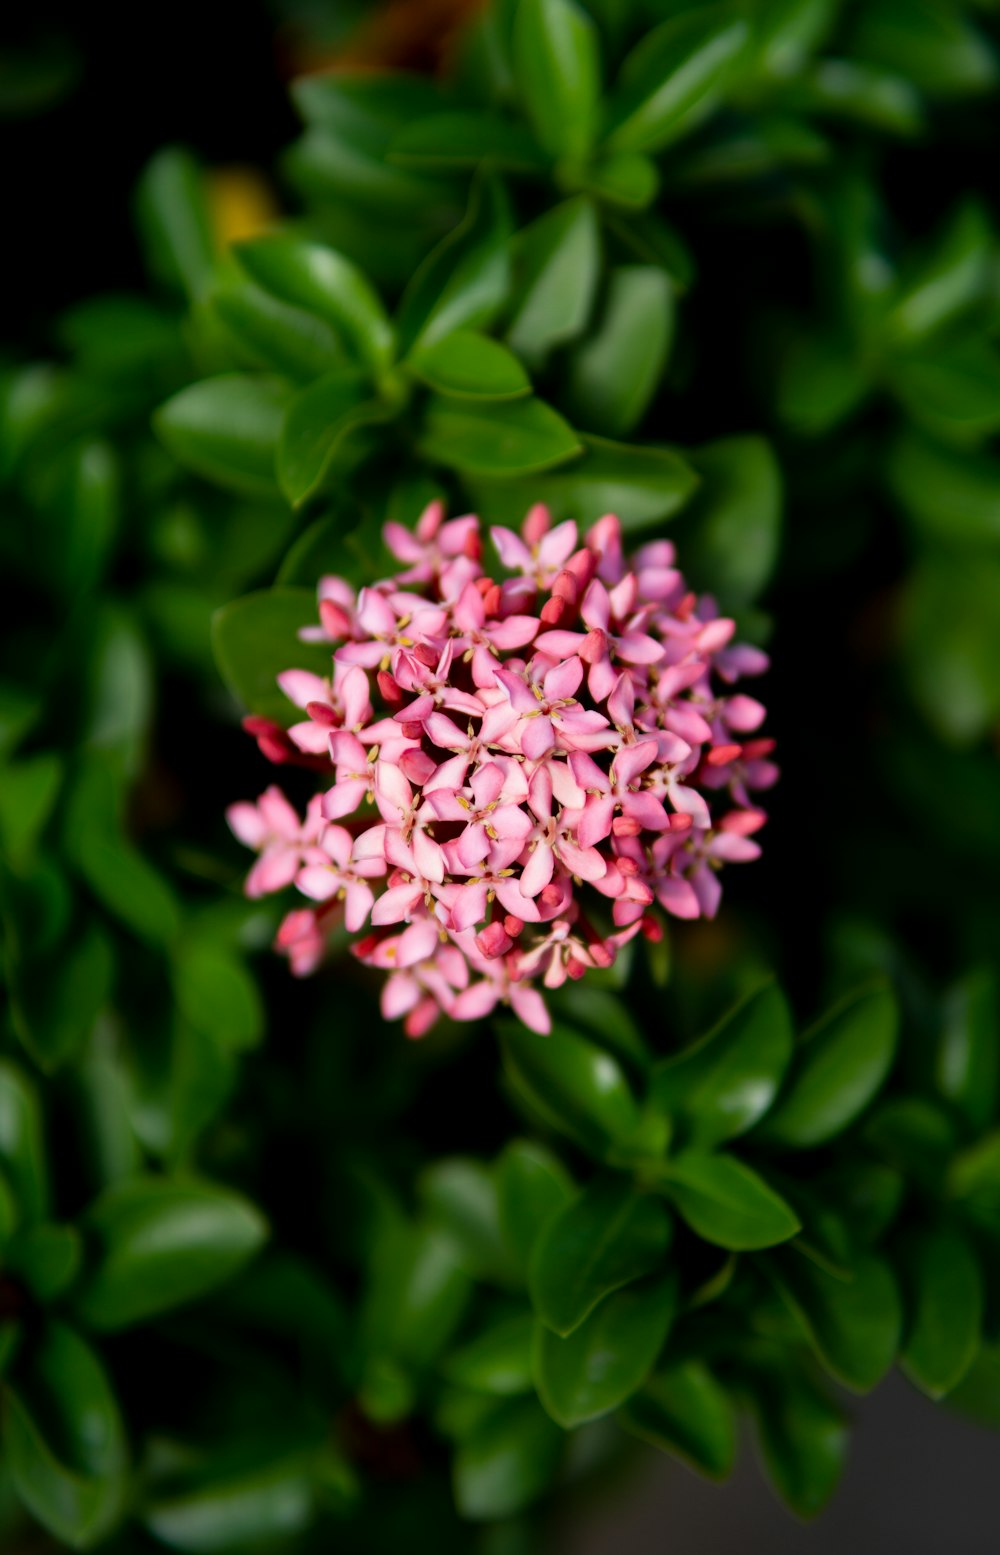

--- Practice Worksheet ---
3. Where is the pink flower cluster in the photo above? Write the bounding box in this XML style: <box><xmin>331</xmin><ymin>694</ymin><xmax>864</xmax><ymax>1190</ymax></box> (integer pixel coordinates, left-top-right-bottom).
<box><xmin>228</xmin><ymin>503</ymin><xmax>776</xmax><ymax>1036</ymax></box>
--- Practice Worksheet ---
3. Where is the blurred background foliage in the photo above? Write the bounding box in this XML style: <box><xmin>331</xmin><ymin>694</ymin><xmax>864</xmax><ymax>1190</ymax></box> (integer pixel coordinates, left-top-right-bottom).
<box><xmin>3</xmin><ymin>0</ymin><xmax>1000</xmax><ymax>1549</ymax></box>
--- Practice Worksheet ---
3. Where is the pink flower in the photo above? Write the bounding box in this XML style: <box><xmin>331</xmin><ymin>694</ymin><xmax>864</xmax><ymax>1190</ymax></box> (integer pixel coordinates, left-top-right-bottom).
<box><xmin>227</xmin><ymin>505</ymin><xmax>774</xmax><ymax>1034</ymax></box>
<box><xmin>227</xmin><ymin>788</ymin><xmax>324</xmax><ymax>897</ymax></box>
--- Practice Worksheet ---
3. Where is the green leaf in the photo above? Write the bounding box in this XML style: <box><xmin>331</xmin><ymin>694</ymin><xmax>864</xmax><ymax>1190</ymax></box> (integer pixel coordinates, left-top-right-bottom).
<box><xmin>397</xmin><ymin>175</ymin><xmax>512</xmax><ymax>353</ymax></box>
<box><xmin>64</xmin><ymin>762</ymin><xmax>181</xmax><ymax>947</ymax></box>
<box><xmin>496</xmin><ymin>1139</ymin><xmax>575</xmax><ymax>1277</ymax></box>
<box><xmin>418</xmin><ymin>394</ymin><xmax>580</xmax><ymax>477</ymax></box>
<box><xmin>529</xmin><ymin>1175</ymin><xmax>671</xmax><ymax>1336</ymax></box>
<box><xmin>419</xmin><ymin>1158</ymin><xmax>518</xmax><ymax>1286</ymax></box>
<box><xmin>471</xmin><ymin>435</ymin><xmax>698</xmax><ymax>531</ymax></box>
<box><xmin>897</xmin><ymin>1224</ymin><xmax>982</xmax><ymax>1399</ymax></box>
<box><xmin>850</xmin><ymin>0</ymin><xmax>998</xmax><ymax>99</ymax></box>
<box><xmin>620</xmin><ymin>1360</ymin><xmax>736</xmax><ymax>1479</ymax></box>
<box><xmin>135</xmin><ymin>147</ymin><xmax>214</xmax><ymax>300</ymax></box>
<box><xmin>155</xmin><ymin>375</ymin><xmax>289</xmax><ymax>499</ymax></box>
<box><xmin>452</xmin><ymin>1397</ymin><xmax>563</xmax><ymax>1520</ymax></box>
<box><xmin>890</xmin><ymin>338</ymin><xmax>1000</xmax><ymax>446</ymax></box>
<box><xmin>210</xmin><ymin>587</ymin><xmax>332</xmax><ymax>724</ymax></box>
<box><xmin>144</xmin><ymin>1459</ymin><xmax>315</xmax><ymax>1553</ymax></box>
<box><xmin>513</xmin><ymin>0</ymin><xmax>601</xmax><ymax>161</ymax></box>
<box><xmin>776</xmin><ymin>328</ymin><xmax>871</xmax><ymax>436</ymax></box>
<box><xmin>579</xmin><ymin>152</ymin><xmax>659</xmax><ymax>210</ymax></box>
<box><xmin>902</xmin><ymin>555</ymin><xmax>1000</xmax><ymax>743</ymax></box>
<box><xmin>549</xmin><ymin>985</ymin><xmax>650</xmax><ymax>1075</ymax></box>
<box><xmin>8</xmin><ymin>922</ymin><xmax>114</xmax><ymax>1071</ymax></box>
<box><xmin>0</xmin><ymin>1061</ymin><xmax>49</xmax><ymax>1221</ymax></box>
<box><xmin>663</xmin><ymin>1153</ymin><xmax>800</xmax><ymax>1251</ymax></box>
<box><xmin>444</xmin><ymin>1313</ymin><xmax>535</xmax><ymax>1396</ymax></box>
<box><xmin>408</xmin><ymin>330</ymin><xmax>530</xmax><ymax>400</ymax></box>
<box><xmin>235</xmin><ymin>236</ymin><xmax>395</xmax><ymax>371</ymax></box>
<box><xmin>362</xmin><ymin>1220</ymin><xmax>471</xmax><ymax>1372</ymax></box>
<box><xmin>389</xmin><ymin>112</ymin><xmax>549</xmax><ymax>173</ymax></box>
<box><xmin>885</xmin><ymin>431</ymin><xmax>1000</xmax><ymax>547</ymax></box>
<box><xmin>83</xmin><ymin>605</ymin><xmax>153</xmax><ymax>782</ymax></box>
<box><xmin>740</xmin><ymin>1347</ymin><xmax>848</xmax><ymax>1518</ymax></box>
<box><xmin>173</xmin><ymin>942</ymin><xmax>264</xmax><ymax>1053</ymax></box>
<box><xmin>936</xmin><ymin>970</ymin><xmax>998</xmax><ymax>1135</ymax></box>
<box><xmin>677</xmin><ymin>437</ymin><xmax>783</xmax><ymax>604</ymax></box>
<box><xmin>762</xmin><ymin>1248</ymin><xmax>902</xmax><ymax>1393</ymax></box>
<box><xmin>0</xmin><ymin>753</ymin><xmax>62</xmax><ymax>868</ymax></box>
<box><xmin>885</xmin><ymin>201</ymin><xmax>992</xmax><ymax>347</ymax></box>
<box><xmin>564</xmin><ymin>266</ymin><xmax>674</xmax><ymax>438</ymax></box>
<box><xmin>533</xmin><ymin>1273</ymin><xmax>676</xmax><ymax>1427</ymax></box>
<box><xmin>500</xmin><ymin>1020</ymin><xmax>642</xmax><ymax>1158</ymax></box>
<box><xmin>277</xmin><ymin>368</ymin><xmax>388</xmax><ymax>507</ymax></box>
<box><xmin>788</xmin><ymin>58</ymin><xmax>923</xmax><ymax>137</ymax></box>
<box><xmin>650</xmin><ymin>981</ymin><xmax>794</xmax><ymax>1150</ymax></box>
<box><xmin>4</xmin><ymin>1223</ymin><xmax>82</xmax><ymax>1303</ymax></box>
<box><xmin>4</xmin><ymin>1321</ymin><xmax>127</xmax><ymax>1547</ymax></box>
<box><xmin>756</xmin><ymin>982</ymin><xmax>899</xmax><ymax>1149</ymax></box>
<box><xmin>606</xmin><ymin>8</ymin><xmax>751</xmax><ymax>154</ymax></box>
<box><xmin>74</xmin><ymin>1176</ymin><xmax>267</xmax><ymax>1330</ymax></box>
<box><xmin>506</xmin><ymin>197</ymin><xmax>600</xmax><ymax>369</ymax></box>
<box><xmin>211</xmin><ymin>279</ymin><xmax>346</xmax><ymax>381</ymax></box>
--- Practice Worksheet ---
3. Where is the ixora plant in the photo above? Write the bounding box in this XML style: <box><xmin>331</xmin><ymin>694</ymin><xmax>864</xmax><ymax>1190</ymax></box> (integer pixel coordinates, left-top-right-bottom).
<box><xmin>3</xmin><ymin>0</ymin><xmax>1000</xmax><ymax>1550</ymax></box>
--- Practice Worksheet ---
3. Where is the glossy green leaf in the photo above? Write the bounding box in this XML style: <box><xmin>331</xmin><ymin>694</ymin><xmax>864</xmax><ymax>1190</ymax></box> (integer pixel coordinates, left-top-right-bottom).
<box><xmin>897</xmin><ymin>1224</ymin><xmax>982</xmax><ymax>1399</ymax></box>
<box><xmin>500</xmin><ymin>1020</ymin><xmax>643</xmax><ymax>1158</ymax></box>
<box><xmin>496</xmin><ymin>1139</ymin><xmax>575</xmax><ymax>1276</ymax></box>
<box><xmin>212</xmin><ymin>279</ymin><xmax>346</xmax><ymax>381</ymax></box>
<box><xmin>418</xmin><ymin>394</ymin><xmax>580</xmax><ymax>476</ymax></box>
<box><xmin>651</xmin><ymin>981</ymin><xmax>794</xmax><ymax>1149</ymax></box>
<box><xmin>902</xmin><ymin>555</ymin><xmax>1000</xmax><ymax>744</ymax></box>
<box><xmin>890</xmin><ymin>338</ymin><xmax>1000</xmax><ymax>446</ymax></box>
<box><xmin>620</xmin><ymin>1360</ymin><xmax>736</xmax><ymax>1479</ymax></box>
<box><xmin>606</xmin><ymin>8</ymin><xmax>751</xmax><ymax>154</ymax></box>
<box><xmin>763</xmin><ymin>1248</ymin><xmax>902</xmax><ymax>1393</ymax></box>
<box><xmin>4</xmin><ymin>1223</ymin><xmax>82</xmax><ymax>1303</ymax></box>
<box><xmin>444</xmin><ymin>1313</ymin><xmax>535</xmax><ymax>1396</ymax></box>
<box><xmin>75</xmin><ymin>1176</ymin><xmax>267</xmax><ymax>1330</ymax></box>
<box><xmin>663</xmin><ymin>1153</ymin><xmax>800</xmax><ymax>1251</ymax></box>
<box><xmin>397</xmin><ymin>175</ymin><xmax>511</xmax><ymax>353</ymax></box>
<box><xmin>850</xmin><ymin>0</ymin><xmax>998</xmax><ymax>99</ymax></box>
<box><xmin>0</xmin><ymin>1061</ymin><xmax>49</xmax><ymax>1221</ymax></box>
<box><xmin>756</xmin><ymin>982</ymin><xmax>899</xmax><ymax>1149</ymax></box>
<box><xmin>362</xmin><ymin>1220</ymin><xmax>471</xmax><ymax>1371</ymax></box>
<box><xmin>885</xmin><ymin>202</ymin><xmax>992</xmax><ymax>346</ymax></box>
<box><xmin>471</xmin><ymin>435</ymin><xmax>698</xmax><ymax>531</ymax></box>
<box><xmin>885</xmin><ymin>431</ymin><xmax>1000</xmax><ymax>547</ymax></box>
<box><xmin>408</xmin><ymin>330</ymin><xmax>530</xmax><ymax>400</ymax></box>
<box><xmin>235</xmin><ymin>236</ymin><xmax>395</xmax><ymax>370</ymax></box>
<box><xmin>776</xmin><ymin>328</ymin><xmax>871</xmax><ymax>436</ymax></box>
<box><xmin>579</xmin><ymin>151</ymin><xmax>659</xmax><ymax>209</ymax></box>
<box><xmin>211</xmin><ymin>587</ymin><xmax>332</xmax><ymax>724</ymax></box>
<box><xmin>789</xmin><ymin>57</ymin><xmax>923</xmax><ymax>136</ymax></box>
<box><xmin>549</xmin><ymin>985</ymin><xmax>650</xmax><ymax>1075</ymax></box>
<box><xmin>565</xmin><ymin>265</ymin><xmax>674</xmax><ymax>438</ymax></box>
<box><xmin>173</xmin><ymin>942</ymin><xmax>264</xmax><ymax>1053</ymax></box>
<box><xmin>534</xmin><ymin>1273</ymin><xmax>676</xmax><ymax>1427</ymax></box>
<box><xmin>0</xmin><ymin>753</ymin><xmax>62</xmax><ymax>869</ymax></box>
<box><xmin>389</xmin><ymin>112</ymin><xmax>549</xmax><ymax>173</ymax></box>
<box><xmin>513</xmin><ymin>0</ymin><xmax>601</xmax><ymax>161</ymax></box>
<box><xmin>936</xmin><ymin>970</ymin><xmax>998</xmax><ymax>1135</ymax></box>
<box><xmin>155</xmin><ymin>375</ymin><xmax>288</xmax><ymax>499</ymax></box>
<box><xmin>144</xmin><ymin>1460</ymin><xmax>315</xmax><ymax>1554</ymax></box>
<box><xmin>64</xmin><ymin>762</ymin><xmax>181</xmax><ymax>946</ymax></box>
<box><xmin>678</xmin><ymin>436</ymin><xmax>783</xmax><ymax>604</ymax></box>
<box><xmin>530</xmin><ymin>1174</ymin><xmax>671</xmax><ymax>1335</ymax></box>
<box><xmin>420</xmin><ymin>1158</ymin><xmax>518</xmax><ymax>1286</ymax></box>
<box><xmin>4</xmin><ymin>1321</ymin><xmax>127</xmax><ymax>1547</ymax></box>
<box><xmin>740</xmin><ymin>1347</ymin><xmax>848</xmax><ymax>1518</ymax></box>
<box><xmin>506</xmin><ymin>198</ymin><xmax>601</xmax><ymax>368</ymax></box>
<box><xmin>136</xmin><ymin>147</ymin><xmax>214</xmax><ymax>300</ymax></box>
<box><xmin>8</xmin><ymin>922</ymin><xmax>114</xmax><ymax>1071</ymax></box>
<box><xmin>453</xmin><ymin>1396</ymin><xmax>563</xmax><ymax>1520</ymax></box>
<box><xmin>83</xmin><ymin>605</ymin><xmax>153</xmax><ymax>782</ymax></box>
<box><xmin>276</xmin><ymin>367</ymin><xmax>385</xmax><ymax>506</ymax></box>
